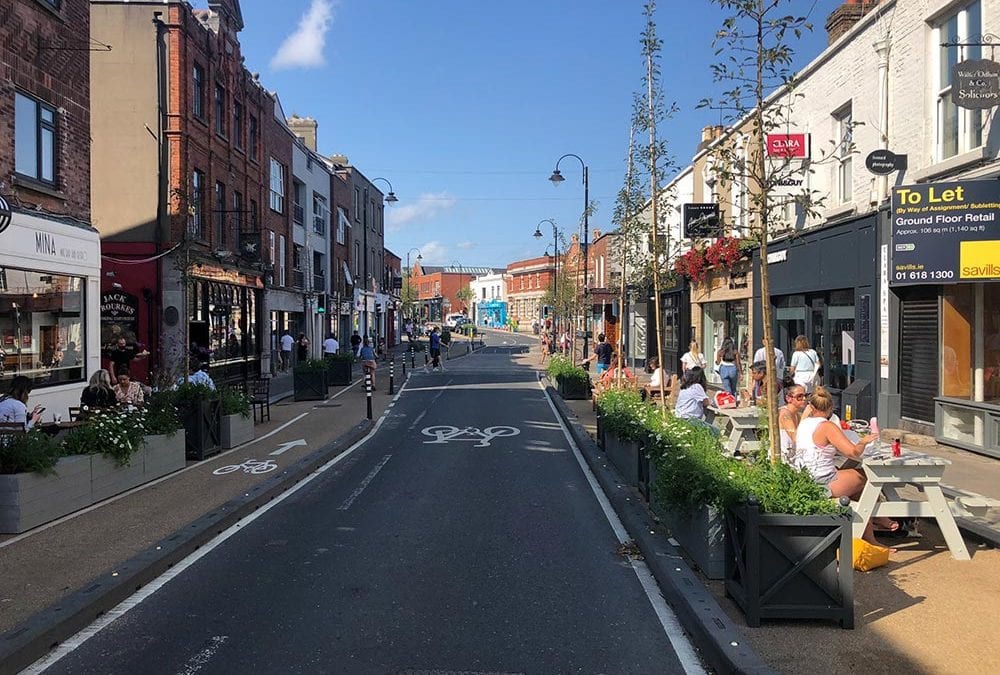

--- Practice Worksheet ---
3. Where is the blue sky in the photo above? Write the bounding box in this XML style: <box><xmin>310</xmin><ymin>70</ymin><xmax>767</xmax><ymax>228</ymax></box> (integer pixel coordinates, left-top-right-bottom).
<box><xmin>238</xmin><ymin>0</ymin><xmax>842</xmax><ymax>268</ymax></box>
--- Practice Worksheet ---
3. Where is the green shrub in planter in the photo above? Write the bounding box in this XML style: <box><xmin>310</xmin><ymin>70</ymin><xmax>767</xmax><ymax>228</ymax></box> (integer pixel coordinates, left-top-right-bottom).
<box><xmin>62</xmin><ymin>408</ymin><xmax>148</xmax><ymax>467</ymax></box>
<box><xmin>595</xmin><ymin>388</ymin><xmax>649</xmax><ymax>443</ymax></box>
<box><xmin>143</xmin><ymin>390</ymin><xmax>182</xmax><ymax>436</ymax></box>
<box><xmin>219</xmin><ymin>385</ymin><xmax>252</xmax><ymax>419</ymax></box>
<box><xmin>0</xmin><ymin>430</ymin><xmax>64</xmax><ymax>475</ymax></box>
<box><xmin>546</xmin><ymin>355</ymin><xmax>590</xmax><ymax>398</ymax></box>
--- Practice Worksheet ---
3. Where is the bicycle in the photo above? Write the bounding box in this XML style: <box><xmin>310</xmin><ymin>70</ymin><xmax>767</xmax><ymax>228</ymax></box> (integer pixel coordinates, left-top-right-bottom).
<box><xmin>212</xmin><ymin>458</ymin><xmax>279</xmax><ymax>475</ymax></box>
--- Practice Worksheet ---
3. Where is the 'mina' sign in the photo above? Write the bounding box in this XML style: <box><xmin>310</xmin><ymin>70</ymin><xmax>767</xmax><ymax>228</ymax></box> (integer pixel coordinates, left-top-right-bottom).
<box><xmin>952</xmin><ymin>58</ymin><xmax>1000</xmax><ymax>110</ymax></box>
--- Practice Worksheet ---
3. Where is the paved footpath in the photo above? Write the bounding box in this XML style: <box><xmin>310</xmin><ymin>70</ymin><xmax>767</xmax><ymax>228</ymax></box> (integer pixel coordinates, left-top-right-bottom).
<box><xmin>0</xmin><ymin>341</ymin><xmax>449</xmax><ymax>674</ymax></box>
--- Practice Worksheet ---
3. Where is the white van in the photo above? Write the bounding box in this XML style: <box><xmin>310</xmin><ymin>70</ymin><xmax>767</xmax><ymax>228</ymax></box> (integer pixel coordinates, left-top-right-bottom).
<box><xmin>445</xmin><ymin>313</ymin><xmax>467</xmax><ymax>328</ymax></box>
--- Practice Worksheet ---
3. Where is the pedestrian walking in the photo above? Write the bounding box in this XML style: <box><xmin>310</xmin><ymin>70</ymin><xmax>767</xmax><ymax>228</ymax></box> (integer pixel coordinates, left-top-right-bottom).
<box><xmin>428</xmin><ymin>326</ymin><xmax>444</xmax><ymax>371</ymax></box>
<box><xmin>350</xmin><ymin>331</ymin><xmax>362</xmax><ymax>358</ymax></box>
<box><xmin>753</xmin><ymin>341</ymin><xmax>786</xmax><ymax>379</ymax></box>
<box><xmin>279</xmin><ymin>330</ymin><xmax>294</xmax><ymax>372</ymax></box>
<box><xmin>296</xmin><ymin>333</ymin><xmax>309</xmax><ymax>364</ymax></box>
<box><xmin>323</xmin><ymin>333</ymin><xmax>339</xmax><ymax>356</ymax></box>
<box><xmin>360</xmin><ymin>338</ymin><xmax>378</xmax><ymax>389</ymax></box>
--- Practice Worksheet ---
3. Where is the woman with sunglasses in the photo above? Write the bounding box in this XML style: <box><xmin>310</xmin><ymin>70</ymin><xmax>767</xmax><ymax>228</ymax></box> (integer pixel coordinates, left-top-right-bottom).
<box><xmin>778</xmin><ymin>381</ymin><xmax>809</xmax><ymax>466</ymax></box>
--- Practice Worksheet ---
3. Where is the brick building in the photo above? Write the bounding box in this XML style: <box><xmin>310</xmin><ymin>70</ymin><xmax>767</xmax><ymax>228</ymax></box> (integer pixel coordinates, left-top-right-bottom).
<box><xmin>0</xmin><ymin>0</ymin><xmax>103</xmax><ymax>416</ymax></box>
<box><xmin>412</xmin><ymin>263</ymin><xmax>499</xmax><ymax>323</ymax></box>
<box><xmin>91</xmin><ymin>0</ymin><xmax>292</xmax><ymax>382</ymax></box>
<box><xmin>505</xmin><ymin>255</ymin><xmax>555</xmax><ymax>329</ymax></box>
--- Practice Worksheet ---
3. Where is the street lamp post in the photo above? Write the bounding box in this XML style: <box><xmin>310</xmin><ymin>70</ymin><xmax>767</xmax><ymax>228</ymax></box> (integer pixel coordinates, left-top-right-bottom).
<box><xmin>371</xmin><ymin>177</ymin><xmax>399</xmax><ymax>204</ymax></box>
<box><xmin>533</xmin><ymin>218</ymin><xmax>559</xmax><ymax>334</ymax></box>
<box><xmin>549</xmin><ymin>154</ymin><xmax>590</xmax><ymax>363</ymax></box>
<box><xmin>405</xmin><ymin>248</ymin><xmax>422</xmax><ymax>321</ymax></box>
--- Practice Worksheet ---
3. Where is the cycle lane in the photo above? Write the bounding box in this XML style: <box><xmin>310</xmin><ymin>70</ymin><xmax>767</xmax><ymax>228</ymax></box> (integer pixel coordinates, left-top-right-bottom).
<box><xmin>0</xmin><ymin>370</ymin><xmax>411</xmax><ymax>672</ymax></box>
<box><xmin>28</xmin><ymin>347</ymin><xmax>705</xmax><ymax>674</ymax></box>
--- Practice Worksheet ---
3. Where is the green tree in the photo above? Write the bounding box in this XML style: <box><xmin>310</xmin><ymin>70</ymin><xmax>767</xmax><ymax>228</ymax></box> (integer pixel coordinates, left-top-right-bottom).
<box><xmin>455</xmin><ymin>285</ymin><xmax>474</xmax><ymax>313</ymax></box>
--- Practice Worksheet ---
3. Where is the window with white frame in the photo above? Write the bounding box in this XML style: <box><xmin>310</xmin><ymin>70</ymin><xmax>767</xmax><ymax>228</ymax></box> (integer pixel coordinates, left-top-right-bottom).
<box><xmin>336</xmin><ymin>207</ymin><xmax>348</xmax><ymax>245</ymax></box>
<box><xmin>190</xmin><ymin>169</ymin><xmax>205</xmax><ymax>239</ymax></box>
<box><xmin>269</xmin><ymin>158</ymin><xmax>285</xmax><ymax>213</ymax></box>
<box><xmin>14</xmin><ymin>92</ymin><xmax>57</xmax><ymax>185</ymax></box>
<box><xmin>935</xmin><ymin>1</ymin><xmax>984</xmax><ymax>161</ymax></box>
<box><xmin>833</xmin><ymin>104</ymin><xmax>853</xmax><ymax>204</ymax></box>
<box><xmin>278</xmin><ymin>234</ymin><xmax>286</xmax><ymax>286</ymax></box>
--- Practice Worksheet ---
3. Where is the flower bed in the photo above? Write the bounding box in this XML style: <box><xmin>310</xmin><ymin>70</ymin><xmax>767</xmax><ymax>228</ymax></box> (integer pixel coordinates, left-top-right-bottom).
<box><xmin>546</xmin><ymin>355</ymin><xmax>590</xmax><ymax>400</ymax></box>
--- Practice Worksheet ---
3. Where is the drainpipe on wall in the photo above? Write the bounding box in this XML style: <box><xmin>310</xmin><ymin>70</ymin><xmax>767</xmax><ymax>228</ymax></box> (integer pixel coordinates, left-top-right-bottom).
<box><xmin>874</xmin><ymin>35</ymin><xmax>891</xmax><ymax>203</ymax></box>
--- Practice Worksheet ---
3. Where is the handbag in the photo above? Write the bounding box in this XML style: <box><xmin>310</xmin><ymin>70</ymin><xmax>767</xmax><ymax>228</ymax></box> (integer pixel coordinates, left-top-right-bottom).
<box><xmin>851</xmin><ymin>538</ymin><xmax>890</xmax><ymax>571</ymax></box>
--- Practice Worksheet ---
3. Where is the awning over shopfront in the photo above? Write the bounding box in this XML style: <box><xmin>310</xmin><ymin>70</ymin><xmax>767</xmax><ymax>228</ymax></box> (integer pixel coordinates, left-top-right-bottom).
<box><xmin>342</xmin><ymin>261</ymin><xmax>353</xmax><ymax>287</ymax></box>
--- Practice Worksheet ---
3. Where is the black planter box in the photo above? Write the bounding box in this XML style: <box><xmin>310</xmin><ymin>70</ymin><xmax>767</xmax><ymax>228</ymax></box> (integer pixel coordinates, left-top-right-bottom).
<box><xmin>724</xmin><ymin>501</ymin><xmax>854</xmax><ymax>628</ymax></box>
<box><xmin>182</xmin><ymin>399</ymin><xmax>221</xmax><ymax>461</ymax></box>
<box><xmin>556</xmin><ymin>375</ymin><xmax>590</xmax><ymax>400</ymax></box>
<box><xmin>325</xmin><ymin>358</ymin><xmax>353</xmax><ymax>386</ymax></box>
<box><xmin>294</xmin><ymin>370</ymin><xmax>327</xmax><ymax>401</ymax></box>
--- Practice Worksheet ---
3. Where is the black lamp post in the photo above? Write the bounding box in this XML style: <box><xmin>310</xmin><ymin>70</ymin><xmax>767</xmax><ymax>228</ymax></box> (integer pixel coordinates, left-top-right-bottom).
<box><xmin>533</xmin><ymin>218</ymin><xmax>558</xmax><ymax>332</ymax></box>
<box><xmin>549</xmin><ymin>154</ymin><xmax>589</xmax><ymax>362</ymax></box>
<box><xmin>371</xmin><ymin>177</ymin><xmax>399</xmax><ymax>204</ymax></box>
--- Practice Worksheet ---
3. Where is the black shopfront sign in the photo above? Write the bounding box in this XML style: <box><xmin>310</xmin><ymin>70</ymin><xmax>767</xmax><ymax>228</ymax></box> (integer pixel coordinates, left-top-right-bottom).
<box><xmin>952</xmin><ymin>58</ymin><xmax>1000</xmax><ymax>110</ymax></box>
<box><xmin>101</xmin><ymin>290</ymin><xmax>140</xmax><ymax>343</ymax></box>
<box><xmin>890</xmin><ymin>180</ymin><xmax>1000</xmax><ymax>286</ymax></box>
<box><xmin>683</xmin><ymin>203</ymin><xmax>721</xmax><ymax>238</ymax></box>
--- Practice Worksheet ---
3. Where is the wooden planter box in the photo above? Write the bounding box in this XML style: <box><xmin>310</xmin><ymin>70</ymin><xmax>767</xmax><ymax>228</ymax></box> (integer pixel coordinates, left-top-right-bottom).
<box><xmin>725</xmin><ymin>501</ymin><xmax>854</xmax><ymax>628</ymax></box>
<box><xmin>221</xmin><ymin>413</ymin><xmax>254</xmax><ymax>449</ymax></box>
<box><xmin>0</xmin><ymin>455</ymin><xmax>92</xmax><ymax>534</ymax></box>
<box><xmin>0</xmin><ymin>433</ymin><xmax>185</xmax><ymax>533</ymax></box>
<box><xmin>556</xmin><ymin>375</ymin><xmax>590</xmax><ymax>400</ymax></box>
<box><xmin>664</xmin><ymin>504</ymin><xmax>727</xmax><ymax>580</ymax></box>
<box><xmin>324</xmin><ymin>358</ymin><xmax>353</xmax><ymax>386</ymax></box>
<box><xmin>604</xmin><ymin>431</ymin><xmax>641</xmax><ymax>487</ymax></box>
<box><xmin>294</xmin><ymin>370</ymin><xmax>327</xmax><ymax>401</ymax></box>
<box><xmin>181</xmin><ymin>399</ymin><xmax>221</xmax><ymax>460</ymax></box>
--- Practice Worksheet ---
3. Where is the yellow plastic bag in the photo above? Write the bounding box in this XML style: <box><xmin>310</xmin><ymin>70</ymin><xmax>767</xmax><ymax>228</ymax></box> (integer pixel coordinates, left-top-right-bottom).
<box><xmin>852</xmin><ymin>538</ymin><xmax>890</xmax><ymax>571</ymax></box>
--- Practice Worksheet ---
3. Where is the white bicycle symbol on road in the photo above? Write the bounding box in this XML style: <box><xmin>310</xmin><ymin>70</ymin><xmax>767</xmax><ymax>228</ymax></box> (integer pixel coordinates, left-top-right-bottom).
<box><xmin>421</xmin><ymin>425</ymin><xmax>520</xmax><ymax>447</ymax></box>
<box><xmin>213</xmin><ymin>458</ymin><xmax>279</xmax><ymax>475</ymax></box>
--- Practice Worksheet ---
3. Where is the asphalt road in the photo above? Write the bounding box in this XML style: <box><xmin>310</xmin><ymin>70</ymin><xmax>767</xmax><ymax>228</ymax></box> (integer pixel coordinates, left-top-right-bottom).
<box><xmin>30</xmin><ymin>331</ymin><xmax>704</xmax><ymax>675</ymax></box>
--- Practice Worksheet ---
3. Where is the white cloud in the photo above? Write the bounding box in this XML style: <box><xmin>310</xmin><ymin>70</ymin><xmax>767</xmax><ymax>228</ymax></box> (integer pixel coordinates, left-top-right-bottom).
<box><xmin>417</xmin><ymin>241</ymin><xmax>449</xmax><ymax>265</ymax></box>
<box><xmin>386</xmin><ymin>192</ymin><xmax>457</xmax><ymax>231</ymax></box>
<box><xmin>270</xmin><ymin>0</ymin><xmax>336</xmax><ymax>71</ymax></box>
<box><xmin>456</xmin><ymin>241</ymin><xmax>475</xmax><ymax>250</ymax></box>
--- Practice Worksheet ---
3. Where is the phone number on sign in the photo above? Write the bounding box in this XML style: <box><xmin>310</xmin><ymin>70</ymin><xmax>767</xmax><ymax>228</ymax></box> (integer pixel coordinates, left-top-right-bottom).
<box><xmin>893</xmin><ymin>270</ymin><xmax>955</xmax><ymax>281</ymax></box>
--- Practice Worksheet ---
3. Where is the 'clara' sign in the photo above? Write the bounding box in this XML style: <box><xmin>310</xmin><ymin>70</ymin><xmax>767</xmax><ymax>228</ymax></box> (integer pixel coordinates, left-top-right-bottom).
<box><xmin>766</xmin><ymin>133</ymin><xmax>810</xmax><ymax>159</ymax></box>
<box><xmin>952</xmin><ymin>59</ymin><xmax>1000</xmax><ymax>110</ymax></box>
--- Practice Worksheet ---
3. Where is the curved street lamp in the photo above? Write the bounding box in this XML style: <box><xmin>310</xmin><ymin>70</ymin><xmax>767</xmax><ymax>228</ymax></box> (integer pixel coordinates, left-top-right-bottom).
<box><xmin>533</xmin><ymin>219</ymin><xmax>559</xmax><ymax>333</ymax></box>
<box><xmin>549</xmin><ymin>153</ymin><xmax>590</xmax><ymax>362</ymax></box>
<box><xmin>371</xmin><ymin>177</ymin><xmax>399</xmax><ymax>204</ymax></box>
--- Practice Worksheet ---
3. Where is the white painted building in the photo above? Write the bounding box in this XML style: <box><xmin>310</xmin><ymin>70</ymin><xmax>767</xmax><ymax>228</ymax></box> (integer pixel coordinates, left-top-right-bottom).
<box><xmin>470</xmin><ymin>271</ymin><xmax>507</xmax><ymax>326</ymax></box>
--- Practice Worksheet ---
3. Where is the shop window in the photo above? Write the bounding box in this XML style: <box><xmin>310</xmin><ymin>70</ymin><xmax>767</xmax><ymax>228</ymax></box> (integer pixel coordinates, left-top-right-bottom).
<box><xmin>14</xmin><ymin>92</ymin><xmax>57</xmax><ymax>185</ymax></box>
<box><xmin>935</xmin><ymin>1</ymin><xmax>983</xmax><ymax>161</ymax></box>
<box><xmin>942</xmin><ymin>283</ymin><xmax>1000</xmax><ymax>404</ymax></box>
<box><xmin>0</xmin><ymin>268</ymin><xmax>86</xmax><ymax>387</ymax></box>
<box><xmin>833</xmin><ymin>104</ymin><xmax>853</xmax><ymax>204</ymax></box>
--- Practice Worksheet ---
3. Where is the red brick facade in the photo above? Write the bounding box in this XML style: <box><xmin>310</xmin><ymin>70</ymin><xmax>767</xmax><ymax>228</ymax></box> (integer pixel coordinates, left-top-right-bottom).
<box><xmin>1</xmin><ymin>0</ymin><xmax>91</xmax><ymax>220</ymax></box>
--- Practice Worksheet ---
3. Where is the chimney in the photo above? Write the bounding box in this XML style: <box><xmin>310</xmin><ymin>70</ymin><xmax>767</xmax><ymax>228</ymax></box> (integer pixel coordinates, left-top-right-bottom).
<box><xmin>697</xmin><ymin>125</ymin><xmax>725</xmax><ymax>152</ymax></box>
<box><xmin>286</xmin><ymin>114</ymin><xmax>318</xmax><ymax>152</ymax></box>
<box><xmin>329</xmin><ymin>154</ymin><xmax>349</xmax><ymax>168</ymax></box>
<box><xmin>826</xmin><ymin>1</ymin><xmax>879</xmax><ymax>45</ymax></box>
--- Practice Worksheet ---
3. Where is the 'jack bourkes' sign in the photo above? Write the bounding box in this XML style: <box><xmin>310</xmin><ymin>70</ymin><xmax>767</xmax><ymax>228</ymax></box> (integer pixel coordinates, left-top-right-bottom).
<box><xmin>766</xmin><ymin>133</ymin><xmax>810</xmax><ymax>159</ymax></box>
<box><xmin>101</xmin><ymin>290</ymin><xmax>139</xmax><ymax>322</ymax></box>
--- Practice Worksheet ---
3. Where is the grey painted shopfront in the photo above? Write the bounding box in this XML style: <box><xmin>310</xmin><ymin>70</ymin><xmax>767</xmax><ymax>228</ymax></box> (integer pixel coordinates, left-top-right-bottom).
<box><xmin>752</xmin><ymin>212</ymin><xmax>879</xmax><ymax>420</ymax></box>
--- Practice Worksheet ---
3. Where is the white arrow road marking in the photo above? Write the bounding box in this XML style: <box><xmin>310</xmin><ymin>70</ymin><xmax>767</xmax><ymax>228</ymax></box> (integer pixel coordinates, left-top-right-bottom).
<box><xmin>269</xmin><ymin>439</ymin><xmax>307</xmax><ymax>455</ymax></box>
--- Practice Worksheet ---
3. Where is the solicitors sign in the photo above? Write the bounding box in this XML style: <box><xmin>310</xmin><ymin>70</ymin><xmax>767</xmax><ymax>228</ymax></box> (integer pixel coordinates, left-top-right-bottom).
<box><xmin>952</xmin><ymin>59</ymin><xmax>1000</xmax><ymax>110</ymax></box>
<box><xmin>890</xmin><ymin>180</ymin><xmax>1000</xmax><ymax>286</ymax></box>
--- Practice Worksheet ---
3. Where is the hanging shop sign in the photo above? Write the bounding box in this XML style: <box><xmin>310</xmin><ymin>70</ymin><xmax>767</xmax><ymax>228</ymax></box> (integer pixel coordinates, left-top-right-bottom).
<box><xmin>101</xmin><ymin>290</ymin><xmax>139</xmax><ymax>344</ymax></box>
<box><xmin>865</xmin><ymin>149</ymin><xmax>907</xmax><ymax>175</ymax></box>
<box><xmin>890</xmin><ymin>180</ymin><xmax>1000</xmax><ymax>285</ymax></box>
<box><xmin>952</xmin><ymin>58</ymin><xmax>1000</xmax><ymax>110</ymax></box>
<box><xmin>766</xmin><ymin>134</ymin><xmax>810</xmax><ymax>158</ymax></box>
<box><xmin>682</xmin><ymin>203</ymin><xmax>721</xmax><ymax>238</ymax></box>
<box><xmin>0</xmin><ymin>194</ymin><xmax>11</xmax><ymax>235</ymax></box>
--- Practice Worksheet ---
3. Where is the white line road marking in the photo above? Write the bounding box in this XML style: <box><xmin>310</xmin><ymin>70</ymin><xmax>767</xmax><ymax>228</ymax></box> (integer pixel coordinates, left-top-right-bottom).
<box><xmin>21</xmin><ymin>379</ymin><xmax>409</xmax><ymax>672</ymax></box>
<box><xmin>175</xmin><ymin>635</ymin><xmax>229</xmax><ymax>675</ymax></box>
<box><xmin>540</xmin><ymin>381</ymin><xmax>706</xmax><ymax>675</ymax></box>
<box><xmin>337</xmin><ymin>455</ymin><xmax>392</xmax><ymax>511</ymax></box>
<box><xmin>269</xmin><ymin>439</ymin><xmax>307</xmax><ymax>456</ymax></box>
<box><xmin>245</xmin><ymin>412</ymin><xmax>310</xmax><ymax>447</ymax></box>
<box><xmin>407</xmin><ymin>409</ymin><xmax>428</xmax><ymax>431</ymax></box>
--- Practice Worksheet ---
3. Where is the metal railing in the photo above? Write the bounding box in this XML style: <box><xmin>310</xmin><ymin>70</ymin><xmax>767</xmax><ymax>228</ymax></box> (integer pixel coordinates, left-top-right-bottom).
<box><xmin>292</xmin><ymin>269</ymin><xmax>305</xmax><ymax>288</ymax></box>
<box><xmin>292</xmin><ymin>203</ymin><xmax>304</xmax><ymax>224</ymax></box>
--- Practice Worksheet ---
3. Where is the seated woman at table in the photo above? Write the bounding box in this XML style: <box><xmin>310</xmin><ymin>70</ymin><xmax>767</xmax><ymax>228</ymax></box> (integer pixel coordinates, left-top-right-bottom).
<box><xmin>673</xmin><ymin>367</ymin><xmax>718</xmax><ymax>435</ymax></box>
<box><xmin>778</xmin><ymin>382</ymin><xmax>810</xmax><ymax>466</ymax></box>
<box><xmin>796</xmin><ymin>386</ymin><xmax>896</xmax><ymax>547</ymax></box>
<box><xmin>599</xmin><ymin>355</ymin><xmax>636</xmax><ymax>389</ymax></box>
<box><xmin>642</xmin><ymin>356</ymin><xmax>665</xmax><ymax>400</ymax></box>
<box><xmin>113</xmin><ymin>365</ymin><xmax>145</xmax><ymax>406</ymax></box>
<box><xmin>0</xmin><ymin>375</ymin><xmax>44</xmax><ymax>430</ymax></box>
<box><xmin>80</xmin><ymin>369</ymin><xmax>117</xmax><ymax>409</ymax></box>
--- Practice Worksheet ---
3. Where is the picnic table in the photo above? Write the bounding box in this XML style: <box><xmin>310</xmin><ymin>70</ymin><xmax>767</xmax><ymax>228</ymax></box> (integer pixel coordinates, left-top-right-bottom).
<box><xmin>705</xmin><ymin>405</ymin><xmax>760</xmax><ymax>457</ymax></box>
<box><xmin>851</xmin><ymin>454</ymin><xmax>971</xmax><ymax>560</ymax></box>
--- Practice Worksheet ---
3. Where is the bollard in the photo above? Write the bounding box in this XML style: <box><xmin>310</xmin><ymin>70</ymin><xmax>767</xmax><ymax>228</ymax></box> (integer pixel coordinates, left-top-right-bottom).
<box><xmin>467</xmin><ymin>341</ymin><xmax>470</xmax><ymax>355</ymax></box>
<box><xmin>389</xmin><ymin>359</ymin><xmax>395</xmax><ymax>395</ymax></box>
<box><xmin>424</xmin><ymin>352</ymin><xmax>429</xmax><ymax>365</ymax></box>
<box><xmin>402</xmin><ymin>354</ymin><xmax>406</xmax><ymax>376</ymax></box>
<box><xmin>365</xmin><ymin>372</ymin><xmax>373</xmax><ymax>420</ymax></box>
<box><xmin>410</xmin><ymin>347</ymin><xmax>415</xmax><ymax>369</ymax></box>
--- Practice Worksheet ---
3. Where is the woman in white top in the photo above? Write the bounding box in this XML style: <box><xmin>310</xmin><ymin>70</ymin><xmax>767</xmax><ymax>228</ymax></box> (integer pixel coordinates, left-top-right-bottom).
<box><xmin>673</xmin><ymin>367</ymin><xmax>718</xmax><ymax>436</ymax></box>
<box><xmin>796</xmin><ymin>386</ymin><xmax>895</xmax><ymax>547</ymax></box>
<box><xmin>777</xmin><ymin>383</ymin><xmax>809</xmax><ymax>467</ymax></box>
<box><xmin>680</xmin><ymin>340</ymin><xmax>707</xmax><ymax>372</ymax></box>
<box><xmin>789</xmin><ymin>335</ymin><xmax>822</xmax><ymax>393</ymax></box>
<box><xmin>0</xmin><ymin>375</ymin><xmax>44</xmax><ymax>430</ymax></box>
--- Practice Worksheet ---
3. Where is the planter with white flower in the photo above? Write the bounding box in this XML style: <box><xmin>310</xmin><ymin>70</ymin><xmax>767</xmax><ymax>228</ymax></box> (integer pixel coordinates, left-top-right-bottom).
<box><xmin>594</xmin><ymin>388</ymin><xmax>647</xmax><ymax>487</ymax></box>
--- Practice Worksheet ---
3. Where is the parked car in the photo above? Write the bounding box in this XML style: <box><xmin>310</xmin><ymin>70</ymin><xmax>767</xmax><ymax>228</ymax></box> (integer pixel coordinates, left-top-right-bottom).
<box><xmin>445</xmin><ymin>313</ymin><xmax>467</xmax><ymax>328</ymax></box>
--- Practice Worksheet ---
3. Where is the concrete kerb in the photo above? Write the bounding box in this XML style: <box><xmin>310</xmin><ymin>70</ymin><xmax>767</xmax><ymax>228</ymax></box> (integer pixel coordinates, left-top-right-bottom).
<box><xmin>0</xmin><ymin>420</ymin><xmax>374</xmax><ymax>675</ymax></box>
<box><xmin>545</xmin><ymin>380</ymin><xmax>776</xmax><ymax>675</ymax></box>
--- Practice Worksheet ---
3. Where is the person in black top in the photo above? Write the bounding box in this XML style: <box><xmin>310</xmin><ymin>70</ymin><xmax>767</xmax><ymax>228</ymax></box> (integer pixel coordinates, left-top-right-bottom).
<box><xmin>582</xmin><ymin>333</ymin><xmax>614</xmax><ymax>374</ymax></box>
<box><xmin>102</xmin><ymin>336</ymin><xmax>148</xmax><ymax>384</ymax></box>
<box><xmin>81</xmin><ymin>369</ymin><xmax>117</xmax><ymax>408</ymax></box>
<box><xmin>350</xmin><ymin>331</ymin><xmax>362</xmax><ymax>358</ymax></box>
<box><xmin>296</xmin><ymin>333</ymin><xmax>309</xmax><ymax>363</ymax></box>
